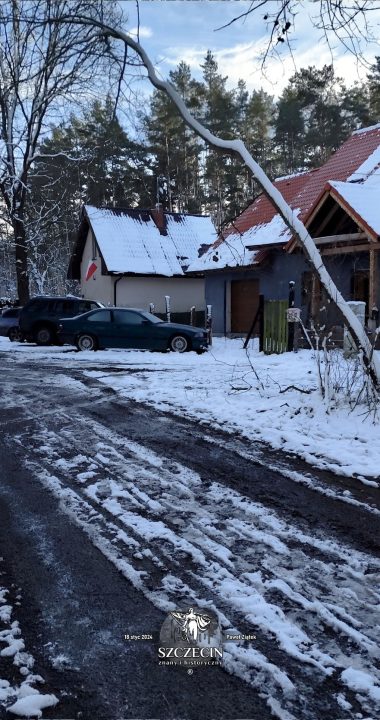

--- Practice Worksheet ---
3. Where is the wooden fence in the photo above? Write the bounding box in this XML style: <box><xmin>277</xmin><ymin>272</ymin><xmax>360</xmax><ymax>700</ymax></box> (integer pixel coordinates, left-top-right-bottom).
<box><xmin>263</xmin><ymin>299</ymin><xmax>288</xmax><ymax>354</ymax></box>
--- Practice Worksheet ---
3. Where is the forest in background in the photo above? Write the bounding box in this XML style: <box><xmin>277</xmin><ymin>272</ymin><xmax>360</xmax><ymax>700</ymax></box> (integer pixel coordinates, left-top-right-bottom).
<box><xmin>2</xmin><ymin>51</ymin><xmax>380</xmax><ymax>298</ymax></box>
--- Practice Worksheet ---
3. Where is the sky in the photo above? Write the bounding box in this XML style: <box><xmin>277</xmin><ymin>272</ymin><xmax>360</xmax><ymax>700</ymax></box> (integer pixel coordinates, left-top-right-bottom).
<box><xmin>120</xmin><ymin>0</ymin><xmax>380</xmax><ymax>97</ymax></box>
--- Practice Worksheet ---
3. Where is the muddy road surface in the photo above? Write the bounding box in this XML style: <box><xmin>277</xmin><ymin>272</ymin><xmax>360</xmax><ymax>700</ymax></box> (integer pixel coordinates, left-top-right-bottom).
<box><xmin>0</xmin><ymin>354</ymin><xmax>379</xmax><ymax>720</ymax></box>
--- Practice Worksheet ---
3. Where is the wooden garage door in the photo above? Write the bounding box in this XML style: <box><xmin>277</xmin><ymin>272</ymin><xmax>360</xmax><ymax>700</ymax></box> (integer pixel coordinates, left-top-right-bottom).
<box><xmin>231</xmin><ymin>279</ymin><xmax>260</xmax><ymax>333</ymax></box>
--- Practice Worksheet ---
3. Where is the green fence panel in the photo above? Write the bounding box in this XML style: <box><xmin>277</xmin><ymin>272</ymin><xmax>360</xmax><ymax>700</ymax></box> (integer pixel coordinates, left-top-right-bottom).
<box><xmin>263</xmin><ymin>299</ymin><xmax>288</xmax><ymax>354</ymax></box>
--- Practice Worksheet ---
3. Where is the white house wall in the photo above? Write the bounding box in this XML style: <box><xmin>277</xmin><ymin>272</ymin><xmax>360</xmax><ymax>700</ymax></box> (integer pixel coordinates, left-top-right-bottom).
<box><xmin>80</xmin><ymin>230</ymin><xmax>205</xmax><ymax>312</ymax></box>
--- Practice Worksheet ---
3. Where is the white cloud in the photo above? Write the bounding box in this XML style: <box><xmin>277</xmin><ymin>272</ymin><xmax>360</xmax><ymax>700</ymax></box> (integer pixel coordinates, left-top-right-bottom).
<box><xmin>159</xmin><ymin>33</ymin><xmax>375</xmax><ymax>97</ymax></box>
<box><xmin>144</xmin><ymin>2</ymin><xmax>380</xmax><ymax>97</ymax></box>
<box><xmin>128</xmin><ymin>25</ymin><xmax>153</xmax><ymax>39</ymax></box>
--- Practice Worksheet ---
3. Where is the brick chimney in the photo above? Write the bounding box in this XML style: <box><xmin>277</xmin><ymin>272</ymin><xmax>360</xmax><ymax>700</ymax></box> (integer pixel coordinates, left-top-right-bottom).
<box><xmin>151</xmin><ymin>203</ymin><xmax>166</xmax><ymax>234</ymax></box>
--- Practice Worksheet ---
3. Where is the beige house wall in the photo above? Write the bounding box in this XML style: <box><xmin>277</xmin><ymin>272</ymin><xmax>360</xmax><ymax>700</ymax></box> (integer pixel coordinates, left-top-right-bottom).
<box><xmin>80</xmin><ymin>230</ymin><xmax>114</xmax><ymax>305</ymax></box>
<box><xmin>80</xmin><ymin>230</ymin><xmax>205</xmax><ymax>312</ymax></box>
<box><xmin>111</xmin><ymin>276</ymin><xmax>204</xmax><ymax>313</ymax></box>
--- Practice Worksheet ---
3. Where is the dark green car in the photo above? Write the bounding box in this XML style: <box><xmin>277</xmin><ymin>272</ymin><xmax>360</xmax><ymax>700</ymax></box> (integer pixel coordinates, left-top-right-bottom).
<box><xmin>57</xmin><ymin>308</ymin><xmax>209</xmax><ymax>353</ymax></box>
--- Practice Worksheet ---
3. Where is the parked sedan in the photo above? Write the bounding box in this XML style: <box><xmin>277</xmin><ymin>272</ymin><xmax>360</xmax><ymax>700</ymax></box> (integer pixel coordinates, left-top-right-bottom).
<box><xmin>0</xmin><ymin>307</ymin><xmax>23</xmax><ymax>341</ymax></box>
<box><xmin>57</xmin><ymin>308</ymin><xmax>209</xmax><ymax>353</ymax></box>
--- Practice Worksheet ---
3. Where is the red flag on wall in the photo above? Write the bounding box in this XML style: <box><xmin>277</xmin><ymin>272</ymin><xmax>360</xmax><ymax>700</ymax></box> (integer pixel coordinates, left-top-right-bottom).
<box><xmin>85</xmin><ymin>260</ymin><xmax>97</xmax><ymax>281</ymax></box>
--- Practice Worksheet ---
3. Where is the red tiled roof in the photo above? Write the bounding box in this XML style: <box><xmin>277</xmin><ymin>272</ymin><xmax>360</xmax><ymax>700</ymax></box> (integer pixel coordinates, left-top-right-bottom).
<box><xmin>219</xmin><ymin>125</ymin><xmax>380</xmax><ymax>245</ymax></box>
<box><xmin>219</xmin><ymin>170</ymin><xmax>315</xmax><ymax>245</ymax></box>
<box><xmin>295</xmin><ymin>125</ymin><xmax>380</xmax><ymax>222</ymax></box>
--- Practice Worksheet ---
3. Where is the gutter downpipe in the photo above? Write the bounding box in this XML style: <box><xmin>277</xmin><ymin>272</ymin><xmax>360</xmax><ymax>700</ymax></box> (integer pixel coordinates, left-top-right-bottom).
<box><xmin>113</xmin><ymin>274</ymin><xmax>124</xmax><ymax>306</ymax></box>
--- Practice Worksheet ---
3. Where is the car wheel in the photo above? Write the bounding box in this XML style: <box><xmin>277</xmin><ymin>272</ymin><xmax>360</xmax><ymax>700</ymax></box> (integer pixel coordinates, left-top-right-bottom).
<box><xmin>35</xmin><ymin>325</ymin><xmax>54</xmax><ymax>345</ymax></box>
<box><xmin>76</xmin><ymin>333</ymin><xmax>97</xmax><ymax>351</ymax></box>
<box><xmin>8</xmin><ymin>327</ymin><xmax>23</xmax><ymax>342</ymax></box>
<box><xmin>169</xmin><ymin>334</ymin><xmax>189</xmax><ymax>353</ymax></box>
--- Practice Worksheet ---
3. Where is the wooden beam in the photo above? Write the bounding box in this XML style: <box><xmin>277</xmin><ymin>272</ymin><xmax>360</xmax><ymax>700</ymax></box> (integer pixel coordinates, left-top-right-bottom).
<box><xmin>369</xmin><ymin>248</ymin><xmax>378</xmax><ymax>312</ymax></box>
<box><xmin>312</xmin><ymin>201</ymin><xmax>340</xmax><ymax>237</ymax></box>
<box><xmin>322</xmin><ymin>242</ymin><xmax>380</xmax><ymax>256</ymax></box>
<box><xmin>330</xmin><ymin>189</ymin><xmax>378</xmax><ymax>242</ymax></box>
<box><xmin>311</xmin><ymin>273</ymin><xmax>321</xmax><ymax>319</ymax></box>
<box><xmin>306</xmin><ymin>190</ymin><xmax>330</xmax><ymax>230</ymax></box>
<box><xmin>315</xmin><ymin>232</ymin><xmax>367</xmax><ymax>246</ymax></box>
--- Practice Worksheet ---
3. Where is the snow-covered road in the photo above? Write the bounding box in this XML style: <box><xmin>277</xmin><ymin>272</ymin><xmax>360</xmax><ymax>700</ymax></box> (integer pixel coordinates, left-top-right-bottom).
<box><xmin>0</xmin><ymin>341</ymin><xmax>379</xmax><ymax>720</ymax></box>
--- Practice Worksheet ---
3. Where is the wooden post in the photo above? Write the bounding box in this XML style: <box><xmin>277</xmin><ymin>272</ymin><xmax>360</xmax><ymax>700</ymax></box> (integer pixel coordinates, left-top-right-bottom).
<box><xmin>311</xmin><ymin>273</ymin><xmax>321</xmax><ymax>323</ymax></box>
<box><xmin>293</xmin><ymin>319</ymin><xmax>300</xmax><ymax>353</ymax></box>
<box><xmin>259</xmin><ymin>294</ymin><xmax>264</xmax><ymax>352</ymax></box>
<box><xmin>149</xmin><ymin>302</ymin><xmax>155</xmax><ymax>314</ymax></box>
<box><xmin>369</xmin><ymin>249</ymin><xmax>378</xmax><ymax>322</ymax></box>
<box><xmin>244</xmin><ymin>294</ymin><xmax>264</xmax><ymax>349</ymax></box>
<box><xmin>190</xmin><ymin>306</ymin><xmax>196</xmax><ymax>326</ymax></box>
<box><xmin>287</xmin><ymin>281</ymin><xmax>295</xmax><ymax>351</ymax></box>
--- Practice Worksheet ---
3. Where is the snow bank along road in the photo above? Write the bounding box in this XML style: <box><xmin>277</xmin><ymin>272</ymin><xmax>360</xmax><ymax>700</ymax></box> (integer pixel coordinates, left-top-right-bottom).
<box><xmin>0</xmin><ymin>352</ymin><xmax>379</xmax><ymax>720</ymax></box>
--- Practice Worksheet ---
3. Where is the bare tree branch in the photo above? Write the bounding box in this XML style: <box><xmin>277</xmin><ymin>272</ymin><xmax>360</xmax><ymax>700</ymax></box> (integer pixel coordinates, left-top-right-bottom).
<box><xmin>215</xmin><ymin>1</ymin><xmax>380</xmax><ymax>69</ymax></box>
<box><xmin>0</xmin><ymin>0</ymin><xmax>124</xmax><ymax>302</ymax></box>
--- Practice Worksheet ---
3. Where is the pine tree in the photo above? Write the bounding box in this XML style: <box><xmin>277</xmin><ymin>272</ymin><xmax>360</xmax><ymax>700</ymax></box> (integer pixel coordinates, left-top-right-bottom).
<box><xmin>27</xmin><ymin>99</ymin><xmax>150</xmax><ymax>293</ymax></box>
<box><xmin>274</xmin><ymin>86</ymin><xmax>305</xmax><ymax>175</ymax></box>
<box><xmin>291</xmin><ymin>65</ymin><xmax>347</xmax><ymax>167</ymax></box>
<box><xmin>241</xmin><ymin>88</ymin><xmax>275</xmax><ymax>197</ymax></box>
<box><xmin>145</xmin><ymin>62</ymin><xmax>203</xmax><ymax>213</ymax></box>
<box><xmin>199</xmin><ymin>51</ymin><xmax>240</xmax><ymax>226</ymax></box>
<box><xmin>367</xmin><ymin>57</ymin><xmax>380</xmax><ymax>122</ymax></box>
<box><xmin>341</xmin><ymin>84</ymin><xmax>371</xmax><ymax>132</ymax></box>
<box><xmin>31</xmin><ymin>97</ymin><xmax>151</xmax><ymax>210</ymax></box>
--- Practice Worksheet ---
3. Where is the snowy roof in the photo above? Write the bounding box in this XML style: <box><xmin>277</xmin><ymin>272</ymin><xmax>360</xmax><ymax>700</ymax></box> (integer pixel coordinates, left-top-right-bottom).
<box><xmin>79</xmin><ymin>206</ymin><xmax>216</xmax><ymax>277</ymax></box>
<box><xmin>193</xmin><ymin>124</ymin><xmax>380</xmax><ymax>272</ymax></box>
<box><xmin>304</xmin><ymin>133</ymin><xmax>380</xmax><ymax>239</ymax></box>
<box><xmin>189</xmin><ymin>214</ymin><xmax>293</xmax><ymax>271</ymax></box>
<box><xmin>346</xmin><ymin>146</ymin><xmax>380</xmax><ymax>183</ymax></box>
<box><xmin>326</xmin><ymin>175</ymin><xmax>380</xmax><ymax>238</ymax></box>
<box><xmin>188</xmin><ymin>172</ymin><xmax>309</xmax><ymax>272</ymax></box>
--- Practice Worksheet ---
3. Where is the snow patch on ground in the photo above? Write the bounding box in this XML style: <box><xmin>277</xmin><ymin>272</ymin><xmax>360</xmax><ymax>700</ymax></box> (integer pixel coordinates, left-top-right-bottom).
<box><xmin>19</xmin><ymin>416</ymin><xmax>380</xmax><ymax>720</ymax></box>
<box><xmin>1</xmin><ymin>336</ymin><xmax>380</xmax><ymax>718</ymax></box>
<box><xmin>1</xmin><ymin>336</ymin><xmax>379</xmax><ymax>482</ymax></box>
<box><xmin>0</xmin><ymin>565</ymin><xmax>59</xmax><ymax>718</ymax></box>
<box><xmin>7</xmin><ymin>693</ymin><xmax>58</xmax><ymax>718</ymax></box>
<box><xmin>83</xmin><ymin>339</ymin><xmax>380</xmax><ymax>482</ymax></box>
<box><xmin>341</xmin><ymin>666</ymin><xmax>380</xmax><ymax>703</ymax></box>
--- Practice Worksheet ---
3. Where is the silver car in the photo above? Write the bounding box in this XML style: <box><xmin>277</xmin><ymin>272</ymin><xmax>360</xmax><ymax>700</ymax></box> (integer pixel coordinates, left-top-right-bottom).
<box><xmin>0</xmin><ymin>307</ymin><xmax>23</xmax><ymax>341</ymax></box>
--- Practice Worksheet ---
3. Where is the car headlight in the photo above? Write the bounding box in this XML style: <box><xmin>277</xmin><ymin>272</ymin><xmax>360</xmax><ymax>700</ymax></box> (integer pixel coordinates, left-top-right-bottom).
<box><xmin>193</xmin><ymin>332</ymin><xmax>207</xmax><ymax>339</ymax></box>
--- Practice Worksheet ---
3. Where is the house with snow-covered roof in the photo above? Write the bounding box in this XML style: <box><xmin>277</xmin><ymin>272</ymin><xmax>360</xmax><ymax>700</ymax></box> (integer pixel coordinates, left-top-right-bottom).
<box><xmin>68</xmin><ymin>204</ymin><xmax>216</xmax><ymax>318</ymax></box>
<box><xmin>189</xmin><ymin>124</ymin><xmax>380</xmax><ymax>336</ymax></box>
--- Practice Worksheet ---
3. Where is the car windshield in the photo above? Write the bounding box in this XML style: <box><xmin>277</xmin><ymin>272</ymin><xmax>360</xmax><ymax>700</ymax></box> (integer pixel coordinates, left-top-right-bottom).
<box><xmin>141</xmin><ymin>311</ymin><xmax>163</xmax><ymax>324</ymax></box>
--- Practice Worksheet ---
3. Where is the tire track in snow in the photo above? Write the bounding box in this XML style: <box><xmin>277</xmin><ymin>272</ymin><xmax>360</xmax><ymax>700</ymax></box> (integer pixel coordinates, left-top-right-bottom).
<box><xmin>9</xmin><ymin>404</ymin><xmax>380</xmax><ymax>720</ymax></box>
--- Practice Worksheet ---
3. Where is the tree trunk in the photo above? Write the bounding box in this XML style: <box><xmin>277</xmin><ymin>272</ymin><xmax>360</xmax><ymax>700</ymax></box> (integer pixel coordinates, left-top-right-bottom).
<box><xmin>13</xmin><ymin>218</ymin><xmax>30</xmax><ymax>305</ymax></box>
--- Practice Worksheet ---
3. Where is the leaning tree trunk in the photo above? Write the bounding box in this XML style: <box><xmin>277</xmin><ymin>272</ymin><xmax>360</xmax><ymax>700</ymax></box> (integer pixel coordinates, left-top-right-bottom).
<box><xmin>55</xmin><ymin>14</ymin><xmax>380</xmax><ymax>389</ymax></box>
<box><xmin>13</xmin><ymin>217</ymin><xmax>30</xmax><ymax>305</ymax></box>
